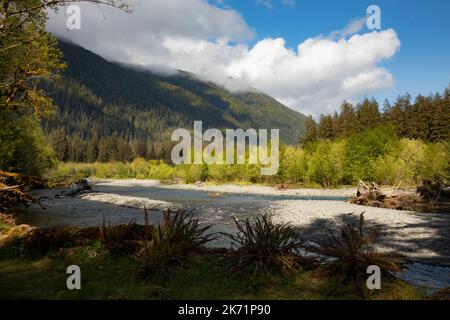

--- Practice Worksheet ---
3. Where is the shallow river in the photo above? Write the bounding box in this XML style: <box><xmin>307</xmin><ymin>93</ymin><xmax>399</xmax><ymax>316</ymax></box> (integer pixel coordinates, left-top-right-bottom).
<box><xmin>14</xmin><ymin>185</ymin><xmax>450</xmax><ymax>295</ymax></box>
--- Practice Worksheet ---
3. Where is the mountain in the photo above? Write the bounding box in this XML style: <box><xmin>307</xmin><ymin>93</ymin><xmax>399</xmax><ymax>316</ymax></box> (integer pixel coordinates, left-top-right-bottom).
<box><xmin>43</xmin><ymin>41</ymin><xmax>307</xmax><ymax>162</ymax></box>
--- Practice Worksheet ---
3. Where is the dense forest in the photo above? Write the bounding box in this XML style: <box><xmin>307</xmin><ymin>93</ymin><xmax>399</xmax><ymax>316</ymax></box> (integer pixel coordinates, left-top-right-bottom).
<box><xmin>47</xmin><ymin>86</ymin><xmax>450</xmax><ymax>186</ymax></box>
<box><xmin>302</xmin><ymin>89</ymin><xmax>450</xmax><ymax>144</ymax></box>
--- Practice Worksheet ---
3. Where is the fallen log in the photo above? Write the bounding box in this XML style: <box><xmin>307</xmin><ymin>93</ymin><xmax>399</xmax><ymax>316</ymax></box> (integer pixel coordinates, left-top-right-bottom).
<box><xmin>0</xmin><ymin>170</ymin><xmax>49</xmax><ymax>189</ymax></box>
<box><xmin>55</xmin><ymin>179</ymin><xmax>93</xmax><ymax>198</ymax></box>
<box><xmin>0</xmin><ymin>184</ymin><xmax>35</xmax><ymax>211</ymax></box>
<box><xmin>0</xmin><ymin>182</ymin><xmax>48</xmax><ymax>212</ymax></box>
<box><xmin>356</xmin><ymin>180</ymin><xmax>386</xmax><ymax>201</ymax></box>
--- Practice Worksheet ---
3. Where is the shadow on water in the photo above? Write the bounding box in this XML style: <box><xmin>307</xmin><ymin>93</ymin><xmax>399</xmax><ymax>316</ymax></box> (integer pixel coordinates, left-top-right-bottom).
<box><xmin>291</xmin><ymin>213</ymin><xmax>450</xmax><ymax>294</ymax></box>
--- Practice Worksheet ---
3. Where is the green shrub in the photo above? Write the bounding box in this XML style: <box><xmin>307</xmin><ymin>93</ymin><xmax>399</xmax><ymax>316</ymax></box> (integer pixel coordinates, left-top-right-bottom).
<box><xmin>45</xmin><ymin>129</ymin><xmax>449</xmax><ymax>187</ymax></box>
<box><xmin>0</xmin><ymin>109</ymin><xmax>56</xmax><ymax>176</ymax></box>
<box><xmin>306</xmin><ymin>140</ymin><xmax>345</xmax><ymax>187</ymax></box>
<box><xmin>279</xmin><ymin>147</ymin><xmax>308</xmax><ymax>183</ymax></box>
<box><xmin>343</xmin><ymin>125</ymin><xmax>398</xmax><ymax>183</ymax></box>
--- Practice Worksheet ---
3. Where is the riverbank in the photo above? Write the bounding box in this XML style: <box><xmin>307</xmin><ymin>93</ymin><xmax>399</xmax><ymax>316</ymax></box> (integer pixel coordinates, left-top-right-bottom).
<box><xmin>271</xmin><ymin>200</ymin><xmax>450</xmax><ymax>266</ymax></box>
<box><xmin>14</xmin><ymin>179</ymin><xmax>449</xmax><ymax>265</ymax></box>
<box><xmin>95</xmin><ymin>178</ymin><xmax>376</xmax><ymax>197</ymax></box>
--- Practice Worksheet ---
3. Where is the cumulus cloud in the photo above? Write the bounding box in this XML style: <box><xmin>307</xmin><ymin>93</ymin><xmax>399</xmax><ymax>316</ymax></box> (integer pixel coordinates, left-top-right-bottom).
<box><xmin>226</xmin><ymin>30</ymin><xmax>400</xmax><ymax>115</ymax></box>
<box><xmin>47</xmin><ymin>0</ymin><xmax>400</xmax><ymax>117</ymax></box>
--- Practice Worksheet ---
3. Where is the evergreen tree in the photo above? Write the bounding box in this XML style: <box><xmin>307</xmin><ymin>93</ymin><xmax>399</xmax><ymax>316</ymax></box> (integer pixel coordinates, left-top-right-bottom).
<box><xmin>300</xmin><ymin>115</ymin><xmax>319</xmax><ymax>145</ymax></box>
<box><xmin>356</xmin><ymin>98</ymin><xmax>381</xmax><ymax>131</ymax></box>
<box><xmin>86</xmin><ymin>135</ymin><xmax>99</xmax><ymax>163</ymax></box>
<box><xmin>336</xmin><ymin>101</ymin><xmax>356</xmax><ymax>137</ymax></box>
<box><xmin>318</xmin><ymin>114</ymin><xmax>335</xmax><ymax>139</ymax></box>
<box><xmin>49</xmin><ymin>128</ymin><xmax>69</xmax><ymax>162</ymax></box>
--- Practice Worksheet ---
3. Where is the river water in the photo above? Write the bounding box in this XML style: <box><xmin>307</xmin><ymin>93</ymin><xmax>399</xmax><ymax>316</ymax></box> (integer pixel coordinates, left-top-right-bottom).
<box><xmin>14</xmin><ymin>185</ymin><xmax>450</xmax><ymax>295</ymax></box>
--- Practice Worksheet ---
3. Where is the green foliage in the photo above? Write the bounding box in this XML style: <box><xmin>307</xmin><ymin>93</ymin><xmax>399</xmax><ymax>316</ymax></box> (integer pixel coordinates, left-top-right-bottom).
<box><xmin>47</xmin><ymin>132</ymin><xmax>449</xmax><ymax>187</ymax></box>
<box><xmin>222</xmin><ymin>214</ymin><xmax>310</xmax><ymax>275</ymax></box>
<box><xmin>136</xmin><ymin>209</ymin><xmax>215</xmax><ymax>278</ymax></box>
<box><xmin>303</xmin><ymin>88</ymin><xmax>450</xmax><ymax>144</ymax></box>
<box><xmin>0</xmin><ymin>109</ymin><xmax>55</xmax><ymax>175</ymax></box>
<box><xmin>0</xmin><ymin>221</ymin><xmax>14</xmax><ymax>232</ymax></box>
<box><xmin>0</xmin><ymin>0</ymin><xmax>65</xmax><ymax>116</ymax></box>
<box><xmin>279</xmin><ymin>148</ymin><xmax>308</xmax><ymax>183</ymax></box>
<box><xmin>78</xmin><ymin>240</ymin><xmax>105</xmax><ymax>258</ymax></box>
<box><xmin>343</xmin><ymin>125</ymin><xmax>398</xmax><ymax>183</ymax></box>
<box><xmin>306</xmin><ymin>140</ymin><xmax>345</xmax><ymax>187</ymax></box>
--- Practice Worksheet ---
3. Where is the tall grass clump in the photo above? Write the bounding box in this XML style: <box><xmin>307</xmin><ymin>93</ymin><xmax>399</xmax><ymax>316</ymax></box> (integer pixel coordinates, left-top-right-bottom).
<box><xmin>222</xmin><ymin>214</ymin><xmax>313</xmax><ymax>276</ymax></box>
<box><xmin>136</xmin><ymin>208</ymin><xmax>216</xmax><ymax>278</ymax></box>
<box><xmin>99</xmin><ymin>219</ymin><xmax>140</xmax><ymax>255</ymax></box>
<box><xmin>308</xmin><ymin>213</ymin><xmax>404</xmax><ymax>295</ymax></box>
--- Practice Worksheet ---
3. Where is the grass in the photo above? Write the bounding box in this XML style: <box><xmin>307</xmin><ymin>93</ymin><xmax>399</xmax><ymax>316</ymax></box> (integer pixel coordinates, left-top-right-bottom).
<box><xmin>0</xmin><ymin>212</ymin><xmax>427</xmax><ymax>300</ymax></box>
<box><xmin>0</xmin><ymin>250</ymin><xmax>424</xmax><ymax>300</ymax></box>
<box><xmin>99</xmin><ymin>219</ymin><xmax>141</xmax><ymax>255</ymax></box>
<box><xmin>0</xmin><ymin>221</ymin><xmax>13</xmax><ymax>232</ymax></box>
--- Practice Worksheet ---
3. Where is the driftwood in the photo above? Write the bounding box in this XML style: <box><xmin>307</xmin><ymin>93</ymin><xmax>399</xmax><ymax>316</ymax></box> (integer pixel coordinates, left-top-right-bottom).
<box><xmin>55</xmin><ymin>179</ymin><xmax>93</xmax><ymax>198</ymax></box>
<box><xmin>0</xmin><ymin>183</ymin><xmax>48</xmax><ymax>212</ymax></box>
<box><xmin>275</xmin><ymin>183</ymin><xmax>289</xmax><ymax>191</ymax></box>
<box><xmin>351</xmin><ymin>180</ymin><xmax>450</xmax><ymax>212</ymax></box>
<box><xmin>0</xmin><ymin>223</ymin><xmax>153</xmax><ymax>254</ymax></box>
<box><xmin>417</xmin><ymin>179</ymin><xmax>450</xmax><ymax>202</ymax></box>
<box><xmin>0</xmin><ymin>171</ymin><xmax>51</xmax><ymax>222</ymax></box>
<box><xmin>0</xmin><ymin>170</ymin><xmax>49</xmax><ymax>189</ymax></box>
<box><xmin>0</xmin><ymin>183</ymin><xmax>35</xmax><ymax>210</ymax></box>
<box><xmin>356</xmin><ymin>180</ymin><xmax>386</xmax><ymax>201</ymax></box>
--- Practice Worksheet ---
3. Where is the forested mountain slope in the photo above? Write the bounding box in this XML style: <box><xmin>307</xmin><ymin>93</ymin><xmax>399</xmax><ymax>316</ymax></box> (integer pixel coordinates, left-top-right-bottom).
<box><xmin>43</xmin><ymin>41</ymin><xmax>307</xmax><ymax>162</ymax></box>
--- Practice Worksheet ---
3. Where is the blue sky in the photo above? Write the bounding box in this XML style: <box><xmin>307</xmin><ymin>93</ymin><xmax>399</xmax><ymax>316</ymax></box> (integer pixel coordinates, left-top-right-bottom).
<box><xmin>219</xmin><ymin>0</ymin><xmax>450</xmax><ymax>103</ymax></box>
<box><xmin>49</xmin><ymin>0</ymin><xmax>450</xmax><ymax>116</ymax></box>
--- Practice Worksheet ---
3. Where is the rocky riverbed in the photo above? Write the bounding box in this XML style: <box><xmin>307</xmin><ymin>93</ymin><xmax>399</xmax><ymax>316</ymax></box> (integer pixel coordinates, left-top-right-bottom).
<box><xmin>8</xmin><ymin>179</ymin><xmax>450</xmax><ymax>293</ymax></box>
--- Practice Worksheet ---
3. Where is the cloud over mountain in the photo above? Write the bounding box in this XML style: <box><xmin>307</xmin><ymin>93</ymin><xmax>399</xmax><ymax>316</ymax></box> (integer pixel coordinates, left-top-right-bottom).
<box><xmin>47</xmin><ymin>0</ymin><xmax>400</xmax><ymax>117</ymax></box>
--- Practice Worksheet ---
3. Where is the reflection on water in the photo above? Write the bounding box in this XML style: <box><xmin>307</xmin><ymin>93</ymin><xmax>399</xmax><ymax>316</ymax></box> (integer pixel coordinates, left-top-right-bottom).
<box><xmin>14</xmin><ymin>184</ymin><xmax>449</xmax><ymax>294</ymax></box>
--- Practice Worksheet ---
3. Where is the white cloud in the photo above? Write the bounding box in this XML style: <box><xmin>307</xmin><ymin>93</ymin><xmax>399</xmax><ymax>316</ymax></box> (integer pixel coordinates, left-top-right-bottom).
<box><xmin>47</xmin><ymin>0</ymin><xmax>400</xmax><ymax>118</ymax></box>
<box><xmin>328</xmin><ymin>16</ymin><xmax>367</xmax><ymax>39</ymax></box>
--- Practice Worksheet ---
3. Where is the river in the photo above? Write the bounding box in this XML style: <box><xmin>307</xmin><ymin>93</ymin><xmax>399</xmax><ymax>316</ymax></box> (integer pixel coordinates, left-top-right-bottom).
<box><xmin>13</xmin><ymin>183</ymin><xmax>450</xmax><ymax>296</ymax></box>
